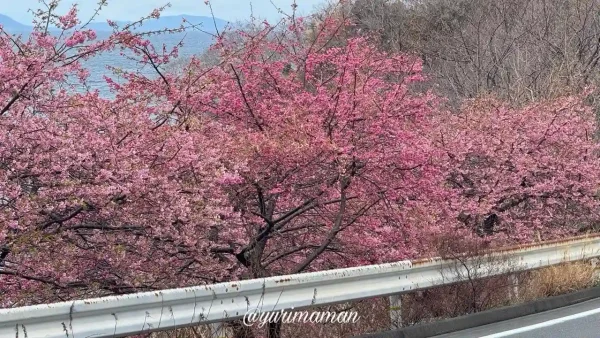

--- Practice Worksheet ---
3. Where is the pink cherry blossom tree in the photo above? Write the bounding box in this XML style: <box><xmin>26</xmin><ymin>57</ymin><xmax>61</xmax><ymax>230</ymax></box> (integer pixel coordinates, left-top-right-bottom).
<box><xmin>0</xmin><ymin>2</ymin><xmax>240</xmax><ymax>307</ymax></box>
<box><xmin>436</xmin><ymin>95</ymin><xmax>600</xmax><ymax>243</ymax></box>
<box><xmin>186</xmin><ymin>13</ymin><xmax>451</xmax><ymax>281</ymax></box>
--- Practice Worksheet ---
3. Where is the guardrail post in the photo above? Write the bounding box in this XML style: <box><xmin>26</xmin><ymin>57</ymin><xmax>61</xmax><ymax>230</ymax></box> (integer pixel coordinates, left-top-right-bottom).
<box><xmin>591</xmin><ymin>258</ymin><xmax>600</xmax><ymax>282</ymax></box>
<box><xmin>389</xmin><ymin>294</ymin><xmax>402</xmax><ymax>329</ymax></box>
<box><xmin>508</xmin><ymin>274</ymin><xmax>519</xmax><ymax>301</ymax></box>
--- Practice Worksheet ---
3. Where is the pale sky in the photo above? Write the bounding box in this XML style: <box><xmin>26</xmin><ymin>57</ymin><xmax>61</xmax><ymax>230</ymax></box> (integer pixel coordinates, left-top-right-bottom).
<box><xmin>1</xmin><ymin>0</ymin><xmax>329</xmax><ymax>24</ymax></box>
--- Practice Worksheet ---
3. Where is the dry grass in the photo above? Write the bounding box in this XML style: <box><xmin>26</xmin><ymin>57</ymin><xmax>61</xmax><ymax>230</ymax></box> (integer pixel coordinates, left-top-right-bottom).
<box><xmin>400</xmin><ymin>275</ymin><xmax>517</xmax><ymax>325</ymax></box>
<box><xmin>520</xmin><ymin>261</ymin><xmax>598</xmax><ymax>300</ymax></box>
<box><xmin>400</xmin><ymin>260</ymin><xmax>598</xmax><ymax>327</ymax></box>
<box><xmin>145</xmin><ymin>325</ymin><xmax>222</xmax><ymax>338</ymax></box>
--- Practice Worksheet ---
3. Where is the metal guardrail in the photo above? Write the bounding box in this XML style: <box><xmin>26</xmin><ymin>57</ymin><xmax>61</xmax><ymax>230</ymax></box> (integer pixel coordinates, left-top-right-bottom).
<box><xmin>2</xmin><ymin>234</ymin><xmax>600</xmax><ymax>338</ymax></box>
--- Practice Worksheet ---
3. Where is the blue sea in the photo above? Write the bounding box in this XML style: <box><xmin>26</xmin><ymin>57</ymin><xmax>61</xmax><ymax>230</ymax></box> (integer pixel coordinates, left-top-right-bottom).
<box><xmin>9</xmin><ymin>30</ymin><xmax>214</xmax><ymax>96</ymax></box>
<box><xmin>83</xmin><ymin>31</ymin><xmax>214</xmax><ymax>95</ymax></box>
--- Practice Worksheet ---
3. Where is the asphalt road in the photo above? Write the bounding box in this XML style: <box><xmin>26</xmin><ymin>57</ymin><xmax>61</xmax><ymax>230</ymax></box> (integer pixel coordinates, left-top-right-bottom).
<box><xmin>432</xmin><ymin>297</ymin><xmax>600</xmax><ymax>338</ymax></box>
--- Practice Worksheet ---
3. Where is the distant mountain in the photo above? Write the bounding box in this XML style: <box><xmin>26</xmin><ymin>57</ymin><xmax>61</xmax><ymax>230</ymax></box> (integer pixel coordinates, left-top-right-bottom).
<box><xmin>0</xmin><ymin>14</ymin><xmax>29</xmax><ymax>31</ymax></box>
<box><xmin>0</xmin><ymin>14</ymin><xmax>228</xmax><ymax>33</ymax></box>
<box><xmin>86</xmin><ymin>15</ymin><xmax>229</xmax><ymax>32</ymax></box>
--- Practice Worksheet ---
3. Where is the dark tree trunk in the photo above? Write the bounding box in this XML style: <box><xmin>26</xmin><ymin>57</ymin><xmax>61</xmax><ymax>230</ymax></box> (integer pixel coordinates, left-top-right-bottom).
<box><xmin>268</xmin><ymin>320</ymin><xmax>282</xmax><ymax>338</ymax></box>
<box><xmin>231</xmin><ymin>320</ymin><xmax>256</xmax><ymax>338</ymax></box>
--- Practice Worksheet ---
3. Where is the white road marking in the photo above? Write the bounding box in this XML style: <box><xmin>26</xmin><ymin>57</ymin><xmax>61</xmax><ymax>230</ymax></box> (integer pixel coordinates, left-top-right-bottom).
<box><xmin>479</xmin><ymin>307</ymin><xmax>600</xmax><ymax>337</ymax></box>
